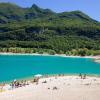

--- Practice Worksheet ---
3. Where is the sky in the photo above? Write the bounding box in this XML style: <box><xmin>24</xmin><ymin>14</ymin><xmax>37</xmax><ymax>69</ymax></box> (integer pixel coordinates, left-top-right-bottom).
<box><xmin>0</xmin><ymin>0</ymin><xmax>100</xmax><ymax>21</ymax></box>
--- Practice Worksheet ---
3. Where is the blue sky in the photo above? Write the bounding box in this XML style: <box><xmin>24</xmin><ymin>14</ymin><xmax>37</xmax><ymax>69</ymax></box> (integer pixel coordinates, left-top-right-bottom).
<box><xmin>0</xmin><ymin>0</ymin><xmax>100</xmax><ymax>21</ymax></box>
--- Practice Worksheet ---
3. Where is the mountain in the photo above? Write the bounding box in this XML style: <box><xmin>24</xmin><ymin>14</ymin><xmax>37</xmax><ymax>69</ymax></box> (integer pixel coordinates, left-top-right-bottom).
<box><xmin>0</xmin><ymin>3</ymin><xmax>25</xmax><ymax>23</ymax></box>
<box><xmin>0</xmin><ymin>3</ymin><xmax>54</xmax><ymax>23</ymax></box>
<box><xmin>0</xmin><ymin>3</ymin><xmax>98</xmax><ymax>23</ymax></box>
<box><xmin>0</xmin><ymin>3</ymin><xmax>100</xmax><ymax>53</ymax></box>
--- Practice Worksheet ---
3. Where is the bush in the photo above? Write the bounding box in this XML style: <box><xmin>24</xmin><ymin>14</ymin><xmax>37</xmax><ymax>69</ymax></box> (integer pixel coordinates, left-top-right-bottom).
<box><xmin>48</xmin><ymin>50</ymin><xmax>56</xmax><ymax>55</ymax></box>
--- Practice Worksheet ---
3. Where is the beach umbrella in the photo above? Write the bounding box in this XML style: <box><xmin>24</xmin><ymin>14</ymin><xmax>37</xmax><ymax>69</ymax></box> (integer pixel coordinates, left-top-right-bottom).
<box><xmin>14</xmin><ymin>79</ymin><xmax>16</xmax><ymax>82</ymax></box>
<box><xmin>34</xmin><ymin>74</ymin><xmax>42</xmax><ymax>78</ymax></box>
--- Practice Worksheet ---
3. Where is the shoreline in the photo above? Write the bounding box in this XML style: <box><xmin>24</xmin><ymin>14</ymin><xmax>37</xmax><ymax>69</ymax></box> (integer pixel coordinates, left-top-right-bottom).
<box><xmin>1</xmin><ymin>73</ymin><xmax>100</xmax><ymax>84</ymax></box>
<box><xmin>0</xmin><ymin>52</ymin><xmax>100</xmax><ymax>59</ymax></box>
<box><xmin>1</xmin><ymin>75</ymin><xmax>100</xmax><ymax>89</ymax></box>
<box><xmin>95</xmin><ymin>58</ymin><xmax>100</xmax><ymax>63</ymax></box>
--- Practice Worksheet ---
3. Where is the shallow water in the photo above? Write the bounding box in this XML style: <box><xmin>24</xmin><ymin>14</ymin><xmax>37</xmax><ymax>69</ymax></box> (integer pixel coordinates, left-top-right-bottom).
<box><xmin>0</xmin><ymin>55</ymin><xmax>100</xmax><ymax>82</ymax></box>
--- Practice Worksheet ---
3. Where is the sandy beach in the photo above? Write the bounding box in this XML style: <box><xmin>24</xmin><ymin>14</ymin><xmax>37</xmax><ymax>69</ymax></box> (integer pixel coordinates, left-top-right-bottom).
<box><xmin>95</xmin><ymin>59</ymin><xmax>100</xmax><ymax>63</ymax></box>
<box><xmin>0</xmin><ymin>52</ymin><xmax>100</xmax><ymax>59</ymax></box>
<box><xmin>0</xmin><ymin>75</ymin><xmax>100</xmax><ymax>100</ymax></box>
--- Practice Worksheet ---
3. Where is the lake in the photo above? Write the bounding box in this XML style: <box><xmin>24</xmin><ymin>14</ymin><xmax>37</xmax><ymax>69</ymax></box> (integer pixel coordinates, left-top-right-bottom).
<box><xmin>0</xmin><ymin>55</ymin><xmax>100</xmax><ymax>82</ymax></box>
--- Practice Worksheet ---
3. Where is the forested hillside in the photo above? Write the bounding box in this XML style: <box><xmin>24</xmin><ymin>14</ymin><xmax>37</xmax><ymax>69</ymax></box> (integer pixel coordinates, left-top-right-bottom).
<box><xmin>0</xmin><ymin>3</ymin><xmax>100</xmax><ymax>55</ymax></box>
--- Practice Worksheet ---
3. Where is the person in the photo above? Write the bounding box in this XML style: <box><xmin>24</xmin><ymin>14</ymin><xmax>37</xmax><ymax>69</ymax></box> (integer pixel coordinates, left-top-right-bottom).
<box><xmin>53</xmin><ymin>86</ymin><xmax>58</xmax><ymax>90</ymax></box>
<box><xmin>0</xmin><ymin>83</ymin><xmax>5</xmax><ymax>92</ymax></box>
<box><xmin>79</xmin><ymin>73</ymin><xmax>82</xmax><ymax>79</ymax></box>
<box><xmin>42</xmin><ymin>80</ymin><xmax>47</xmax><ymax>83</ymax></box>
<box><xmin>83</xmin><ymin>74</ymin><xmax>86</xmax><ymax>79</ymax></box>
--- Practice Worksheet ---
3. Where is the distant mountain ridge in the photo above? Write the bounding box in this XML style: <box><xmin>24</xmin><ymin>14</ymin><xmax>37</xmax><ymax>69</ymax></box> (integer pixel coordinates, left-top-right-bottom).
<box><xmin>0</xmin><ymin>3</ymin><xmax>55</xmax><ymax>23</ymax></box>
<box><xmin>0</xmin><ymin>3</ymin><xmax>100</xmax><ymax>52</ymax></box>
<box><xmin>0</xmin><ymin>3</ymin><xmax>99</xmax><ymax>23</ymax></box>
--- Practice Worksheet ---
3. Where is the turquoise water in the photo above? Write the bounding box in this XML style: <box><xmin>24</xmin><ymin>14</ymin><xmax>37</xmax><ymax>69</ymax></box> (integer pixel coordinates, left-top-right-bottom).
<box><xmin>0</xmin><ymin>55</ymin><xmax>100</xmax><ymax>82</ymax></box>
